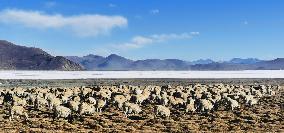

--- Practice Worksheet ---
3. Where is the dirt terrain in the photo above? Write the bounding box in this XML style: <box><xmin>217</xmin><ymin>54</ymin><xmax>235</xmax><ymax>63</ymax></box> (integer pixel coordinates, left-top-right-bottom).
<box><xmin>0</xmin><ymin>79</ymin><xmax>283</xmax><ymax>132</ymax></box>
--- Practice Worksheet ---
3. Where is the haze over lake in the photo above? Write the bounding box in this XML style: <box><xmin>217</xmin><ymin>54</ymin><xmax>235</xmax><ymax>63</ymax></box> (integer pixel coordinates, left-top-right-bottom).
<box><xmin>0</xmin><ymin>70</ymin><xmax>283</xmax><ymax>79</ymax></box>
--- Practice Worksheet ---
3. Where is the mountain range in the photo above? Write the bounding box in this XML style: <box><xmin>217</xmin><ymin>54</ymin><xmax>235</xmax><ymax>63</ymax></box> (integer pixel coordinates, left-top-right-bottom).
<box><xmin>1</xmin><ymin>39</ymin><xmax>284</xmax><ymax>71</ymax></box>
<box><xmin>66</xmin><ymin>54</ymin><xmax>284</xmax><ymax>71</ymax></box>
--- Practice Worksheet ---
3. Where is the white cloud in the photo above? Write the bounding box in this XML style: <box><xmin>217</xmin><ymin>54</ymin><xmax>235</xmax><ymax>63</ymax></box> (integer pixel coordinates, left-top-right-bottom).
<box><xmin>120</xmin><ymin>36</ymin><xmax>154</xmax><ymax>49</ymax></box>
<box><xmin>0</xmin><ymin>9</ymin><xmax>128</xmax><ymax>37</ymax></box>
<box><xmin>151</xmin><ymin>32</ymin><xmax>199</xmax><ymax>42</ymax></box>
<box><xmin>150</xmin><ymin>9</ymin><xmax>159</xmax><ymax>15</ymax></box>
<box><xmin>114</xmin><ymin>32</ymin><xmax>199</xmax><ymax>50</ymax></box>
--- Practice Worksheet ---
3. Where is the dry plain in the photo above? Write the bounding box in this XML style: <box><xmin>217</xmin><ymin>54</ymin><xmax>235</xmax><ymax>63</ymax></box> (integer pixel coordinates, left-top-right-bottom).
<box><xmin>0</xmin><ymin>79</ymin><xmax>283</xmax><ymax>132</ymax></box>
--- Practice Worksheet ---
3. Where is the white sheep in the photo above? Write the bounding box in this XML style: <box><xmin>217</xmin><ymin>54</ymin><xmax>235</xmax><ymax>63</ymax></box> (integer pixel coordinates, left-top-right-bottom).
<box><xmin>9</xmin><ymin>105</ymin><xmax>28</xmax><ymax>121</ymax></box>
<box><xmin>113</xmin><ymin>95</ymin><xmax>127</xmax><ymax>109</ymax></box>
<box><xmin>154</xmin><ymin>105</ymin><xmax>170</xmax><ymax>118</ymax></box>
<box><xmin>199</xmin><ymin>99</ymin><xmax>213</xmax><ymax>113</ymax></box>
<box><xmin>73</xmin><ymin>96</ymin><xmax>81</xmax><ymax>102</ymax></box>
<box><xmin>12</xmin><ymin>96</ymin><xmax>27</xmax><ymax>106</ymax></box>
<box><xmin>0</xmin><ymin>96</ymin><xmax>4</xmax><ymax>105</ymax></box>
<box><xmin>96</xmin><ymin>99</ymin><xmax>106</xmax><ymax>112</ymax></box>
<box><xmin>68</xmin><ymin>100</ymin><xmax>81</xmax><ymax>112</ymax></box>
<box><xmin>186</xmin><ymin>98</ymin><xmax>196</xmax><ymax>113</ymax></box>
<box><xmin>123</xmin><ymin>102</ymin><xmax>142</xmax><ymax>116</ymax></box>
<box><xmin>54</xmin><ymin>105</ymin><xmax>72</xmax><ymax>119</ymax></box>
<box><xmin>245</xmin><ymin>95</ymin><xmax>258</xmax><ymax>106</ymax></box>
<box><xmin>225</xmin><ymin>97</ymin><xmax>240</xmax><ymax>110</ymax></box>
<box><xmin>168</xmin><ymin>96</ymin><xmax>185</xmax><ymax>107</ymax></box>
<box><xmin>34</xmin><ymin>96</ymin><xmax>48</xmax><ymax>110</ymax></box>
<box><xmin>134</xmin><ymin>88</ymin><xmax>143</xmax><ymax>95</ymax></box>
<box><xmin>48</xmin><ymin>97</ymin><xmax>62</xmax><ymax>110</ymax></box>
<box><xmin>85</xmin><ymin>97</ymin><xmax>97</xmax><ymax>105</ymax></box>
<box><xmin>161</xmin><ymin>96</ymin><xmax>169</xmax><ymax>106</ymax></box>
<box><xmin>132</xmin><ymin>94</ymin><xmax>147</xmax><ymax>105</ymax></box>
<box><xmin>60</xmin><ymin>96</ymin><xmax>70</xmax><ymax>104</ymax></box>
<box><xmin>79</xmin><ymin>102</ymin><xmax>96</xmax><ymax>115</ymax></box>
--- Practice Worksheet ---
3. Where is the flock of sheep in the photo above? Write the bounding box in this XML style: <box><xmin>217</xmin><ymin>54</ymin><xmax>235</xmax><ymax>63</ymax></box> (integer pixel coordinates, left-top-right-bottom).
<box><xmin>0</xmin><ymin>83</ymin><xmax>279</xmax><ymax>122</ymax></box>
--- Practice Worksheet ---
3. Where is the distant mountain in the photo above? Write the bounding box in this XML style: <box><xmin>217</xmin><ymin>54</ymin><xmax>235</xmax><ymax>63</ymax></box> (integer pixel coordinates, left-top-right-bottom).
<box><xmin>253</xmin><ymin>58</ymin><xmax>284</xmax><ymax>70</ymax></box>
<box><xmin>66</xmin><ymin>55</ymin><xmax>191</xmax><ymax>70</ymax></box>
<box><xmin>66</xmin><ymin>54</ymin><xmax>105</xmax><ymax>70</ymax></box>
<box><xmin>67</xmin><ymin>54</ymin><xmax>284</xmax><ymax>71</ymax></box>
<box><xmin>190</xmin><ymin>62</ymin><xmax>252</xmax><ymax>70</ymax></box>
<box><xmin>97</xmin><ymin>54</ymin><xmax>134</xmax><ymax>70</ymax></box>
<box><xmin>190</xmin><ymin>58</ymin><xmax>284</xmax><ymax>70</ymax></box>
<box><xmin>131</xmin><ymin>59</ymin><xmax>190</xmax><ymax>70</ymax></box>
<box><xmin>191</xmin><ymin>59</ymin><xmax>214</xmax><ymax>65</ymax></box>
<box><xmin>228</xmin><ymin>58</ymin><xmax>262</xmax><ymax>64</ymax></box>
<box><xmin>0</xmin><ymin>40</ymin><xmax>83</xmax><ymax>70</ymax></box>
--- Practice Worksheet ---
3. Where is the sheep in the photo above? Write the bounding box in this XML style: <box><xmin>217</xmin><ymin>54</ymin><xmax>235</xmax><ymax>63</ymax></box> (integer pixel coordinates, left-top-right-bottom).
<box><xmin>152</xmin><ymin>86</ymin><xmax>162</xmax><ymax>95</ymax></box>
<box><xmin>245</xmin><ymin>95</ymin><xmax>258</xmax><ymax>106</ymax></box>
<box><xmin>132</xmin><ymin>94</ymin><xmax>148</xmax><ymax>105</ymax></box>
<box><xmin>267</xmin><ymin>87</ymin><xmax>276</xmax><ymax>96</ymax></box>
<box><xmin>0</xmin><ymin>96</ymin><xmax>4</xmax><ymax>105</ymax></box>
<box><xmin>78</xmin><ymin>102</ymin><xmax>96</xmax><ymax>115</ymax></box>
<box><xmin>54</xmin><ymin>105</ymin><xmax>72</xmax><ymax>120</ymax></box>
<box><xmin>96</xmin><ymin>99</ymin><xmax>106</xmax><ymax>112</ymax></box>
<box><xmin>12</xmin><ymin>96</ymin><xmax>27</xmax><ymax>106</ymax></box>
<box><xmin>269</xmin><ymin>90</ymin><xmax>276</xmax><ymax>96</ymax></box>
<box><xmin>60</xmin><ymin>95</ymin><xmax>70</xmax><ymax>104</ymax></box>
<box><xmin>26</xmin><ymin>94</ymin><xmax>37</xmax><ymax>106</ymax></box>
<box><xmin>154</xmin><ymin>105</ymin><xmax>170</xmax><ymax>118</ymax></box>
<box><xmin>9</xmin><ymin>105</ymin><xmax>28</xmax><ymax>121</ymax></box>
<box><xmin>68</xmin><ymin>100</ymin><xmax>81</xmax><ymax>112</ymax></box>
<box><xmin>80</xmin><ymin>87</ymin><xmax>93</xmax><ymax>97</ymax></box>
<box><xmin>134</xmin><ymin>88</ymin><xmax>143</xmax><ymax>95</ymax></box>
<box><xmin>85</xmin><ymin>97</ymin><xmax>97</xmax><ymax>105</ymax></box>
<box><xmin>149</xmin><ymin>94</ymin><xmax>158</xmax><ymax>104</ymax></box>
<box><xmin>113</xmin><ymin>95</ymin><xmax>127</xmax><ymax>109</ymax></box>
<box><xmin>13</xmin><ymin>87</ymin><xmax>26</xmax><ymax>97</ymax></box>
<box><xmin>254</xmin><ymin>90</ymin><xmax>263</xmax><ymax>98</ymax></box>
<box><xmin>73</xmin><ymin>96</ymin><xmax>81</xmax><ymax>102</ymax></box>
<box><xmin>185</xmin><ymin>98</ymin><xmax>196</xmax><ymax>113</ymax></box>
<box><xmin>34</xmin><ymin>96</ymin><xmax>49</xmax><ymax>110</ymax></box>
<box><xmin>62</xmin><ymin>90</ymin><xmax>73</xmax><ymax>99</ymax></box>
<box><xmin>72</xmin><ymin>87</ymin><xmax>81</xmax><ymax>96</ymax></box>
<box><xmin>225</xmin><ymin>97</ymin><xmax>240</xmax><ymax>110</ymax></box>
<box><xmin>199</xmin><ymin>99</ymin><xmax>213</xmax><ymax>113</ymax></box>
<box><xmin>160</xmin><ymin>96</ymin><xmax>169</xmax><ymax>106</ymax></box>
<box><xmin>123</xmin><ymin>102</ymin><xmax>142</xmax><ymax>116</ymax></box>
<box><xmin>48</xmin><ymin>97</ymin><xmax>62</xmax><ymax>110</ymax></box>
<box><xmin>168</xmin><ymin>96</ymin><xmax>185</xmax><ymax>108</ymax></box>
<box><xmin>248</xmin><ymin>98</ymin><xmax>258</xmax><ymax>106</ymax></box>
<box><xmin>194</xmin><ymin>92</ymin><xmax>203</xmax><ymax>99</ymax></box>
<box><xmin>97</xmin><ymin>89</ymin><xmax>112</xmax><ymax>100</ymax></box>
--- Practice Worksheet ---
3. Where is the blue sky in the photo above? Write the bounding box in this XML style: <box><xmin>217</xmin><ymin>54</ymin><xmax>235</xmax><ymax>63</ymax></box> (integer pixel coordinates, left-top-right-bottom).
<box><xmin>0</xmin><ymin>0</ymin><xmax>283</xmax><ymax>61</ymax></box>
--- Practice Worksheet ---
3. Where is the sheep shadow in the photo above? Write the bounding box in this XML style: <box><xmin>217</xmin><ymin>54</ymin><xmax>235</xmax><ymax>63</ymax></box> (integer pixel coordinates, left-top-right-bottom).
<box><xmin>127</xmin><ymin>115</ymin><xmax>146</xmax><ymax>120</ymax></box>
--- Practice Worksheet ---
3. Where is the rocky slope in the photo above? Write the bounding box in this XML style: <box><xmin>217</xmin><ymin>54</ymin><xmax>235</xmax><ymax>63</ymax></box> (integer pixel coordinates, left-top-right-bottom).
<box><xmin>0</xmin><ymin>40</ymin><xmax>83</xmax><ymax>70</ymax></box>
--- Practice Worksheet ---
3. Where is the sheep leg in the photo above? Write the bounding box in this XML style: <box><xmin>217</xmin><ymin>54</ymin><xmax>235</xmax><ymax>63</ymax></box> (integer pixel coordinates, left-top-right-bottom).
<box><xmin>24</xmin><ymin>112</ymin><xmax>28</xmax><ymax>121</ymax></box>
